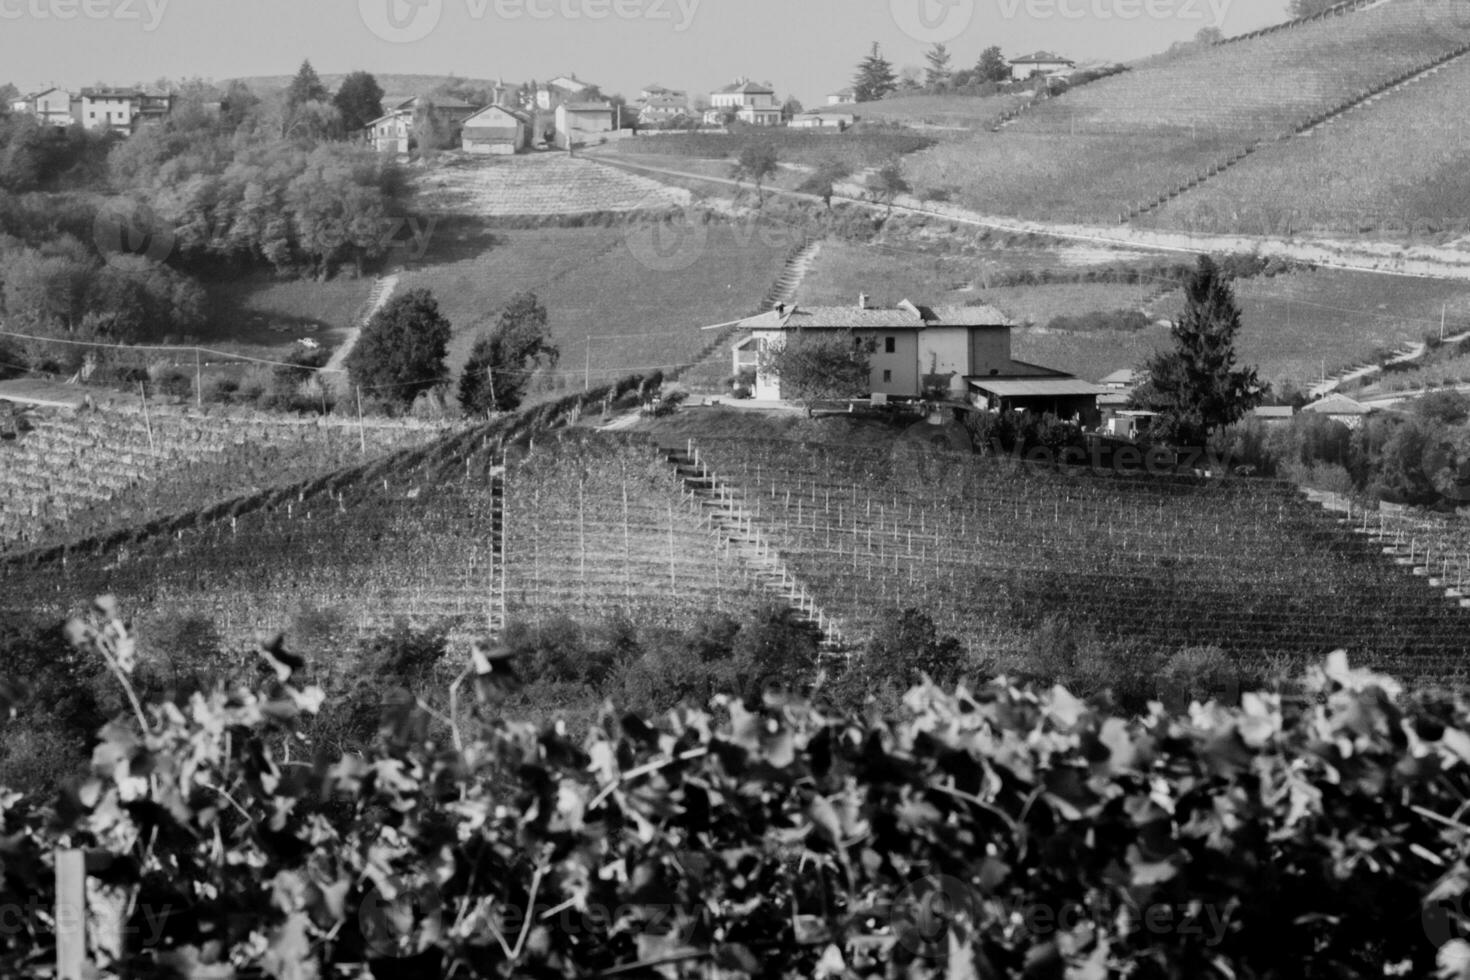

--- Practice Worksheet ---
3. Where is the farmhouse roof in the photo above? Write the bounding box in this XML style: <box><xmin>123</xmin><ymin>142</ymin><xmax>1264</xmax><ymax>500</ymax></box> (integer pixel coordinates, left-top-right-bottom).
<box><xmin>739</xmin><ymin>302</ymin><xmax>1012</xmax><ymax>331</ymax></box>
<box><xmin>828</xmin><ymin>87</ymin><xmax>855</xmax><ymax>97</ymax></box>
<box><xmin>80</xmin><ymin>87</ymin><xmax>141</xmax><ymax>99</ymax></box>
<box><xmin>1099</xmin><ymin>368</ymin><xmax>1136</xmax><ymax>386</ymax></box>
<box><xmin>464</xmin><ymin>104</ymin><xmax>532</xmax><ymax>125</ymax></box>
<box><xmin>1010</xmin><ymin>51</ymin><xmax>1075</xmax><ymax>65</ymax></box>
<box><xmin>969</xmin><ymin>377</ymin><xmax>1107</xmax><ymax>398</ymax></box>
<box><xmin>560</xmin><ymin>101</ymin><xmax>613</xmax><ymax>112</ymax></box>
<box><xmin>641</xmin><ymin>95</ymin><xmax>689</xmax><ymax>109</ymax></box>
<box><xmin>1253</xmin><ymin>406</ymin><xmax>1297</xmax><ymax>418</ymax></box>
<box><xmin>718</xmin><ymin>79</ymin><xmax>775</xmax><ymax>94</ymax></box>
<box><xmin>1302</xmin><ymin>394</ymin><xmax>1370</xmax><ymax>416</ymax></box>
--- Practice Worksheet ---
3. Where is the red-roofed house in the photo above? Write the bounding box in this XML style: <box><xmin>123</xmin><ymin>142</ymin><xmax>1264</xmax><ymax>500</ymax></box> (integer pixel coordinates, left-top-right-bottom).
<box><xmin>461</xmin><ymin>104</ymin><xmax>533</xmax><ymax>155</ymax></box>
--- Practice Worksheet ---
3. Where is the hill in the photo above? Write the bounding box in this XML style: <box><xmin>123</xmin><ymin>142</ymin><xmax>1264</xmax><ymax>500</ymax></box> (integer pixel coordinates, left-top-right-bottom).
<box><xmin>901</xmin><ymin>0</ymin><xmax>1470</xmax><ymax>227</ymax></box>
<box><xmin>681</xmin><ymin>435</ymin><xmax>1470</xmax><ymax>685</ymax></box>
<box><xmin>0</xmin><ymin>404</ymin><xmax>446</xmax><ymax>554</ymax></box>
<box><xmin>0</xmin><ymin>391</ymin><xmax>768</xmax><ymax>650</ymax></box>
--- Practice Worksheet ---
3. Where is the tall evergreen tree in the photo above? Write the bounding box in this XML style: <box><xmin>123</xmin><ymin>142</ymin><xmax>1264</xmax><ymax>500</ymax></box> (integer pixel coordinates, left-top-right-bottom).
<box><xmin>1131</xmin><ymin>255</ymin><xmax>1262</xmax><ymax>446</ymax></box>
<box><xmin>285</xmin><ymin>60</ymin><xmax>329</xmax><ymax>113</ymax></box>
<box><xmin>924</xmin><ymin>44</ymin><xmax>953</xmax><ymax>92</ymax></box>
<box><xmin>852</xmin><ymin>43</ymin><xmax>898</xmax><ymax>103</ymax></box>
<box><xmin>333</xmin><ymin>71</ymin><xmax>385</xmax><ymax>135</ymax></box>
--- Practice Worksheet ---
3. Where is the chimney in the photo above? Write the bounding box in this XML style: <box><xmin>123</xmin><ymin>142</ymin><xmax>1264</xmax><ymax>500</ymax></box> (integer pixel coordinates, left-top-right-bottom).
<box><xmin>858</xmin><ymin>293</ymin><xmax>869</xmax><ymax>310</ymax></box>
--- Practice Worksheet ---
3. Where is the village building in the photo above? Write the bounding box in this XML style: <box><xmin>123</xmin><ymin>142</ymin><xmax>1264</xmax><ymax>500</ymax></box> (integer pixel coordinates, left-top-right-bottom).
<box><xmin>460</xmin><ymin>103</ymin><xmax>533</xmax><ymax>154</ymax></box>
<box><xmin>555</xmin><ymin>102</ymin><xmax>614</xmax><ymax>147</ymax></box>
<box><xmin>368</xmin><ymin>96</ymin><xmax>479</xmax><ymax>154</ymax></box>
<box><xmin>1300</xmin><ymin>393</ymin><xmax>1372</xmax><ymax>428</ymax></box>
<box><xmin>1251</xmin><ymin>405</ymin><xmax>1298</xmax><ymax>425</ymax></box>
<box><xmin>1009</xmin><ymin>51</ymin><xmax>1076</xmax><ymax>80</ymax></box>
<box><xmin>789</xmin><ymin>109</ymin><xmax>855</xmax><ymax>131</ymax></box>
<box><xmin>637</xmin><ymin>95</ymin><xmax>691</xmax><ymax>126</ymax></box>
<box><xmin>709</xmin><ymin>78</ymin><xmax>783</xmax><ymax>126</ymax></box>
<box><xmin>10</xmin><ymin>87</ymin><xmax>75</xmax><ymax>129</ymax></box>
<box><xmin>537</xmin><ymin>74</ymin><xmax>596</xmax><ymax>110</ymax></box>
<box><xmin>826</xmin><ymin>88</ymin><xmax>856</xmax><ymax>105</ymax></box>
<box><xmin>732</xmin><ymin>298</ymin><xmax>1102</xmax><ymax>420</ymax></box>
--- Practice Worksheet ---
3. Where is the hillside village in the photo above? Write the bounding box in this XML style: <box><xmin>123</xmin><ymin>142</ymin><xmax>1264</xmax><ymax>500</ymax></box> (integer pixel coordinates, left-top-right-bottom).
<box><xmin>12</xmin><ymin>2</ymin><xmax>1470</xmax><ymax>974</ymax></box>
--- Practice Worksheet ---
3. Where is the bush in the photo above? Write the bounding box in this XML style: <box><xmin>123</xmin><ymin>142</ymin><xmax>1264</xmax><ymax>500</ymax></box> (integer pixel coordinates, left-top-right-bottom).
<box><xmin>11</xmin><ymin>603</ymin><xmax>1470</xmax><ymax>978</ymax></box>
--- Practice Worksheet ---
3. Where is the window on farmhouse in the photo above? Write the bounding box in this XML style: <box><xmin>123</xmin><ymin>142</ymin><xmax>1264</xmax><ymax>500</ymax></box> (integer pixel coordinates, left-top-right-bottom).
<box><xmin>885</xmin><ymin>337</ymin><xmax>896</xmax><ymax>353</ymax></box>
<box><xmin>882</xmin><ymin>370</ymin><xmax>892</xmax><ymax>382</ymax></box>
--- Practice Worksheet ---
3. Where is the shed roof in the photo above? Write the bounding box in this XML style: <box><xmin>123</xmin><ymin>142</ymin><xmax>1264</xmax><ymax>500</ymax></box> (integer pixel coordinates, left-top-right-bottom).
<box><xmin>1302</xmin><ymin>394</ymin><xmax>1370</xmax><ymax>416</ymax></box>
<box><xmin>969</xmin><ymin>378</ymin><xmax>1106</xmax><ymax>398</ymax></box>
<box><xmin>739</xmin><ymin>301</ymin><xmax>1012</xmax><ymax>331</ymax></box>
<box><xmin>1099</xmin><ymin>368</ymin><xmax>1136</xmax><ymax>386</ymax></box>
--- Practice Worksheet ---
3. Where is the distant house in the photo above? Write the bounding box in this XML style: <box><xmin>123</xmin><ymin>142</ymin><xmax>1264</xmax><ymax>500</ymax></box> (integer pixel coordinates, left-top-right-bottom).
<box><xmin>76</xmin><ymin>88</ymin><xmax>141</xmax><ymax>135</ymax></box>
<box><xmin>710</xmin><ymin>78</ymin><xmax>783</xmax><ymax>126</ymax></box>
<box><xmin>637</xmin><ymin>95</ymin><xmax>690</xmax><ymax>126</ymax></box>
<box><xmin>368</xmin><ymin>96</ymin><xmax>479</xmax><ymax>154</ymax></box>
<box><xmin>789</xmin><ymin>109</ymin><xmax>854</xmax><ymax>131</ymax></box>
<box><xmin>555</xmin><ymin>102</ymin><xmax>613</xmax><ymax>147</ymax></box>
<box><xmin>1252</xmin><ymin>405</ymin><xmax>1297</xmax><ymax>426</ymax></box>
<box><xmin>826</xmin><ymin>88</ymin><xmax>856</xmax><ymax>105</ymax></box>
<box><xmin>1009</xmin><ymin>51</ymin><xmax>1076</xmax><ymax>80</ymax></box>
<box><xmin>640</xmin><ymin>83</ymin><xmax>686</xmax><ymax>101</ymax></box>
<box><xmin>460</xmin><ymin>104</ymin><xmax>533</xmax><ymax>155</ymax></box>
<box><xmin>732</xmin><ymin>297</ymin><xmax>1100</xmax><ymax>420</ymax></box>
<box><xmin>133</xmin><ymin>92</ymin><xmax>174</xmax><ymax>130</ymax></box>
<box><xmin>1301</xmin><ymin>393</ymin><xmax>1372</xmax><ymax>429</ymax></box>
<box><xmin>11</xmin><ymin>87</ymin><xmax>73</xmax><ymax>129</ymax></box>
<box><xmin>537</xmin><ymin>74</ymin><xmax>595</xmax><ymax>110</ymax></box>
<box><xmin>1099</xmin><ymin>369</ymin><xmax>1136</xmax><ymax>389</ymax></box>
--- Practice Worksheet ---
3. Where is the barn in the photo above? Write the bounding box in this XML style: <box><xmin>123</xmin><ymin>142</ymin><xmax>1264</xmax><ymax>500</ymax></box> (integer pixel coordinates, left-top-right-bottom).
<box><xmin>461</xmin><ymin>104</ymin><xmax>533</xmax><ymax>155</ymax></box>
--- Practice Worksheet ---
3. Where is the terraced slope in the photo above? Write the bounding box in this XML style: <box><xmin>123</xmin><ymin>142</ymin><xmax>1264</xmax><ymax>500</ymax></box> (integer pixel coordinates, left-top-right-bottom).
<box><xmin>417</xmin><ymin>154</ymin><xmax>691</xmax><ymax>216</ymax></box>
<box><xmin>0</xmin><ymin>419</ymin><xmax>765</xmax><ymax>648</ymax></box>
<box><xmin>1146</xmin><ymin>48</ymin><xmax>1470</xmax><ymax>236</ymax></box>
<box><xmin>0</xmin><ymin>406</ymin><xmax>445</xmax><ymax>553</ymax></box>
<box><xmin>688</xmin><ymin>437</ymin><xmax>1470</xmax><ymax>684</ymax></box>
<box><xmin>905</xmin><ymin>0</ymin><xmax>1470</xmax><ymax>223</ymax></box>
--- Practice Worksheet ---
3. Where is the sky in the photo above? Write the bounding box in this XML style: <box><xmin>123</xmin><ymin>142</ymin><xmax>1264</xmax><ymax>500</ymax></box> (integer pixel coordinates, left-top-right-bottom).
<box><xmin>0</xmin><ymin>0</ymin><xmax>1290</xmax><ymax>105</ymax></box>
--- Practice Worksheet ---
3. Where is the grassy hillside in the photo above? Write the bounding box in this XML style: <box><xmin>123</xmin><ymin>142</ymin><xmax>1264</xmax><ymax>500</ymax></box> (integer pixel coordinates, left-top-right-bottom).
<box><xmin>416</xmin><ymin>154</ymin><xmax>690</xmax><ymax>217</ymax></box>
<box><xmin>400</xmin><ymin>223</ymin><xmax>793</xmax><ymax>385</ymax></box>
<box><xmin>842</xmin><ymin>92</ymin><xmax>1033</xmax><ymax>129</ymax></box>
<box><xmin>689</xmin><ymin>436</ymin><xmax>1470</xmax><ymax>685</ymax></box>
<box><xmin>1145</xmin><ymin>51</ymin><xmax>1470</xmax><ymax>239</ymax></box>
<box><xmin>902</xmin><ymin>0</ymin><xmax>1470</xmax><ymax>224</ymax></box>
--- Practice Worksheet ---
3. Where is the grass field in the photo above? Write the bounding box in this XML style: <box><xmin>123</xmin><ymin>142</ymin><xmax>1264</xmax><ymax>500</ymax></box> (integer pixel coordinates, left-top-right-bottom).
<box><xmin>843</xmin><ymin>92</ymin><xmax>1033</xmax><ymax>129</ymax></box>
<box><xmin>399</xmin><ymin>222</ymin><xmax>793</xmax><ymax>386</ymax></box>
<box><xmin>134</xmin><ymin>274</ymin><xmax>379</xmax><ymax>361</ymax></box>
<box><xmin>1146</xmin><ymin>53</ymin><xmax>1470</xmax><ymax>239</ymax></box>
<box><xmin>597</xmin><ymin>127</ymin><xmax>936</xmax><ymax>174</ymax></box>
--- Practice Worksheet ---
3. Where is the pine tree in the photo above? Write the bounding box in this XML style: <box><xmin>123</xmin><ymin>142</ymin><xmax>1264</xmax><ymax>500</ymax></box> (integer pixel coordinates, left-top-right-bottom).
<box><xmin>1131</xmin><ymin>256</ymin><xmax>1262</xmax><ymax>446</ymax></box>
<box><xmin>924</xmin><ymin>44</ymin><xmax>953</xmax><ymax>92</ymax></box>
<box><xmin>333</xmin><ymin>71</ymin><xmax>385</xmax><ymax>135</ymax></box>
<box><xmin>852</xmin><ymin>43</ymin><xmax>898</xmax><ymax>103</ymax></box>
<box><xmin>285</xmin><ymin>60</ymin><xmax>329</xmax><ymax>113</ymax></box>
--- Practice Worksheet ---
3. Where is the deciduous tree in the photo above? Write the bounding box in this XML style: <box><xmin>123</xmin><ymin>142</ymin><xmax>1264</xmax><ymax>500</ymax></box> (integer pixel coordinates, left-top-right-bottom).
<box><xmin>976</xmin><ymin>46</ymin><xmax>1012</xmax><ymax>83</ymax></box>
<box><xmin>759</xmin><ymin>329</ymin><xmax>874</xmax><ymax>414</ymax></box>
<box><xmin>332</xmin><ymin>71</ymin><xmax>385</xmax><ymax>136</ymax></box>
<box><xmin>345</xmin><ymin>287</ymin><xmax>451</xmax><ymax>406</ymax></box>
<box><xmin>458</xmin><ymin>292</ymin><xmax>560</xmax><ymax>415</ymax></box>
<box><xmin>731</xmin><ymin>142</ymin><xmax>778</xmax><ymax>206</ymax></box>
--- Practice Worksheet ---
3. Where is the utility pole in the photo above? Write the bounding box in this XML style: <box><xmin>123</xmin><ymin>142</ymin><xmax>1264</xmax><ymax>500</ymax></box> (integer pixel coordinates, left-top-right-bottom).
<box><xmin>584</xmin><ymin>334</ymin><xmax>590</xmax><ymax>391</ymax></box>
<box><xmin>355</xmin><ymin>386</ymin><xmax>366</xmax><ymax>455</ymax></box>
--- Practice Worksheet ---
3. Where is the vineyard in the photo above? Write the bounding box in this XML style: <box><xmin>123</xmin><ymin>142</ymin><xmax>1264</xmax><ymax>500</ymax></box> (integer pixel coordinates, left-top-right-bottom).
<box><xmin>0</xmin><ymin>405</ymin><xmax>447</xmax><ymax>553</ymax></box>
<box><xmin>0</xmin><ymin>401</ymin><xmax>771</xmax><ymax>648</ymax></box>
<box><xmin>415</xmin><ymin>154</ymin><xmax>690</xmax><ymax>217</ymax></box>
<box><xmin>684</xmin><ymin>437</ymin><xmax>1470</xmax><ymax>683</ymax></box>
<box><xmin>903</xmin><ymin>0</ymin><xmax>1470</xmax><ymax>224</ymax></box>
